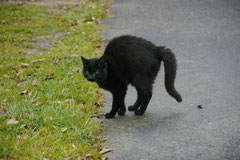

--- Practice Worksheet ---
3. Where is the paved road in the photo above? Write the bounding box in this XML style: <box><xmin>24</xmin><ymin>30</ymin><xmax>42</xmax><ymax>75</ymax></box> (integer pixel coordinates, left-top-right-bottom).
<box><xmin>101</xmin><ymin>0</ymin><xmax>240</xmax><ymax>159</ymax></box>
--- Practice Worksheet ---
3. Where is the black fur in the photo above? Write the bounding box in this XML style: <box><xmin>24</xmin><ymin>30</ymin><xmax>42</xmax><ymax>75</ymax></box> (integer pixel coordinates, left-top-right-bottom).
<box><xmin>81</xmin><ymin>35</ymin><xmax>182</xmax><ymax>119</ymax></box>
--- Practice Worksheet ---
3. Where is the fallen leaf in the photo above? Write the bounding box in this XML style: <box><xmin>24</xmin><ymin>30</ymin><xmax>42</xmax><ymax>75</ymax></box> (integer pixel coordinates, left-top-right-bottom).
<box><xmin>68</xmin><ymin>73</ymin><xmax>74</xmax><ymax>77</ymax></box>
<box><xmin>94</xmin><ymin>102</ymin><xmax>102</xmax><ymax>107</ymax></box>
<box><xmin>106</xmin><ymin>14</ymin><xmax>115</xmax><ymax>19</ymax></box>
<box><xmin>31</xmin><ymin>58</ymin><xmax>46</xmax><ymax>64</ymax></box>
<box><xmin>44</xmin><ymin>116</ymin><xmax>53</xmax><ymax>122</ymax></box>
<box><xmin>198</xmin><ymin>104</ymin><xmax>203</xmax><ymax>109</ymax></box>
<box><xmin>0</xmin><ymin>108</ymin><xmax>7</xmax><ymax>115</ymax></box>
<box><xmin>7</xmin><ymin>119</ymin><xmax>19</xmax><ymax>125</ymax></box>
<box><xmin>101</xmin><ymin>138</ymin><xmax>108</xmax><ymax>143</ymax></box>
<box><xmin>28</xmin><ymin>92</ymin><xmax>32</xmax><ymax>97</ymax></box>
<box><xmin>106</xmin><ymin>9</ymin><xmax>112</xmax><ymax>13</ymax></box>
<box><xmin>85</xmin><ymin>152</ymin><xmax>93</xmax><ymax>158</ymax></box>
<box><xmin>91</xmin><ymin>113</ymin><xmax>105</xmax><ymax>118</ymax></box>
<box><xmin>17</xmin><ymin>134</ymin><xmax>28</xmax><ymax>139</ymax></box>
<box><xmin>20</xmin><ymin>90</ymin><xmax>28</xmax><ymax>95</ymax></box>
<box><xmin>101</xmin><ymin>156</ymin><xmax>108</xmax><ymax>160</ymax></box>
<box><xmin>32</xmin><ymin>79</ymin><xmax>38</xmax><ymax>86</ymax></box>
<box><xmin>55</xmin><ymin>59</ymin><xmax>61</xmax><ymax>63</ymax></box>
<box><xmin>99</xmin><ymin>148</ymin><xmax>113</xmax><ymax>155</ymax></box>
<box><xmin>94</xmin><ymin>45</ymin><xmax>101</xmax><ymax>49</ymax></box>
<box><xmin>73</xmin><ymin>68</ymin><xmax>81</xmax><ymax>72</ymax></box>
<box><xmin>20</xmin><ymin>63</ymin><xmax>29</xmax><ymax>68</ymax></box>
<box><xmin>71</xmin><ymin>54</ymin><xmax>79</xmax><ymax>58</ymax></box>
<box><xmin>92</xmin><ymin>117</ymin><xmax>103</xmax><ymax>123</ymax></box>
<box><xmin>61</xmin><ymin>127</ymin><xmax>67</xmax><ymax>133</ymax></box>
<box><xmin>72</xmin><ymin>144</ymin><xmax>75</xmax><ymax>148</ymax></box>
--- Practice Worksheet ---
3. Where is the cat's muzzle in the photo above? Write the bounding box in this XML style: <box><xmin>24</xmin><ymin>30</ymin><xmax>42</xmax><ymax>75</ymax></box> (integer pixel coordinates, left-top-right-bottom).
<box><xmin>87</xmin><ymin>78</ymin><xmax>95</xmax><ymax>82</ymax></box>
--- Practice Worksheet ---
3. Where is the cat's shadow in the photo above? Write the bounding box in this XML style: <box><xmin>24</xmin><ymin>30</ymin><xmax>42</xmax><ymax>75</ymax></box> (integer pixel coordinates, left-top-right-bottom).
<box><xmin>102</xmin><ymin>89</ymin><xmax>185</xmax><ymax>133</ymax></box>
<box><xmin>102</xmin><ymin>111</ymin><xmax>186</xmax><ymax>133</ymax></box>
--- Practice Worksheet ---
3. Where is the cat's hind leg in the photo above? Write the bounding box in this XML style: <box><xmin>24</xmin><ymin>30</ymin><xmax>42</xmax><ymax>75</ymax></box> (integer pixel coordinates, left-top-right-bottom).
<box><xmin>128</xmin><ymin>87</ymin><xmax>142</xmax><ymax>111</ymax></box>
<box><xmin>134</xmin><ymin>83</ymin><xmax>153</xmax><ymax>115</ymax></box>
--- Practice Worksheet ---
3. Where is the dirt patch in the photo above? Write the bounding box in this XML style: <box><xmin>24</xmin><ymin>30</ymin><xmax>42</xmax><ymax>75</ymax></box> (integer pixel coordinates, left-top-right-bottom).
<box><xmin>27</xmin><ymin>32</ymin><xmax>66</xmax><ymax>55</ymax></box>
<box><xmin>1</xmin><ymin>0</ymin><xmax>78</xmax><ymax>55</ymax></box>
<box><xmin>1</xmin><ymin>0</ymin><xmax>112</xmax><ymax>55</ymax></box>
<box><xmin>3</xmin><ymin>0</ymin><xmax>83</xmax><ymax>14</ymax></box>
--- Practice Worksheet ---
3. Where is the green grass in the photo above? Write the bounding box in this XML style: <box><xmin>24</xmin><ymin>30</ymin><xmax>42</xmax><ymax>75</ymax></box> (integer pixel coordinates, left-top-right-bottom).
<box><xmin>0</xmin><ymin>1</ymin><xmax>111</xmax><ymax>159</ymax></box>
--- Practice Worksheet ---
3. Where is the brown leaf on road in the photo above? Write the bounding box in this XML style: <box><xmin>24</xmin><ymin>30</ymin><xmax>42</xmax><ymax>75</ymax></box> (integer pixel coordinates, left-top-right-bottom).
<box><xmin>106</xmin><ymin>9</ymin><xmax>112</xmax><ymax>13</ymax></box>
<box><xmin>101</xmin><ymin>138</ymin><xmax>108</xmax><ymax>143</ymax></box>
<box><xmin>99</xmin><ymin>148</ymin><xmax>113</xmax><ymax>155</ymax></box>
<box><xmin>198</xmin><ymin>104</ymin><xmax>204</xmax><ymax>109</ymax></box>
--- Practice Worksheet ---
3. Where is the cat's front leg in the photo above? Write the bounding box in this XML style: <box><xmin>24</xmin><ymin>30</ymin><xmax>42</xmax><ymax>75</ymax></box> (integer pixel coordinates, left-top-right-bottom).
<box><xmin>118</xmin><ymin>106</ymin><xmax>126</xmax><ymax>116</ymax></box>
<box><xmin>105</xmin><ymin>103</ymin><xmax>120</xmax><ymax>119</ymax></box>
<box><xmin>105</xmin><ymin>113</ymin><xmax>116</xmax><ymax>119</ymax></box>
<box><xmin>105</xmin><ymin>89</ymin><xmax>127</xmax><ymax>119</ymax></box>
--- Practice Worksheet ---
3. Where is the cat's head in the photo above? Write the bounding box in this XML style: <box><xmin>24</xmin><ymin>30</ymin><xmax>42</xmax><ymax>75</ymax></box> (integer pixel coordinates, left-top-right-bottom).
<box><xmin>81</xmin><ymin>56</ymin><xmax>108</xmax><ymax>83</ymax></box>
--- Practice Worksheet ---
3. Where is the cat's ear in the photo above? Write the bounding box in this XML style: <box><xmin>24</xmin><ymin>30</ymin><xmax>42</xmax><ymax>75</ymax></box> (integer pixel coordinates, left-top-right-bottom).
<box><xmin>98</xmin><ymin>58</ymin><xmax>107</xmax><ymax>69</ymax></box>
<box><xmin>81</xmin><ymin>56</ymin><xmax>88</xmax><ymax>66</ymax></box>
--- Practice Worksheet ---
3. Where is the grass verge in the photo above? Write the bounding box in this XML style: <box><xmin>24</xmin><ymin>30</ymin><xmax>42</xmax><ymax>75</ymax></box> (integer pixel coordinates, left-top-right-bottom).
<box><xmin>0</xmin><ymin>0</ymin><xmax>111</xmax><ymax>159</ymax></box>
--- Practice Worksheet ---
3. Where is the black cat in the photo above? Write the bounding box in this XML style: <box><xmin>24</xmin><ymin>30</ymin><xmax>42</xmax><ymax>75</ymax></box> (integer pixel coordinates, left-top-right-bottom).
<box><xmin>81</xmin><ymin>35</ymin><xmax>182</xmax><ymax>119</ymax></box>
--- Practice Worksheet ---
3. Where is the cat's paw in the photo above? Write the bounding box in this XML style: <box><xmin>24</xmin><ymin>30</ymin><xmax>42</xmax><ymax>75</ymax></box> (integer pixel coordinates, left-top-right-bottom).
<box><xmin>105</xmin><ymin>113</ymin><xmax>115</xmax><ymax>119</ymax></box>
<box><xmin>134</xmin><ymin>110</ymin><xmax>145</xmax><ymax>116</ymax></box>
<box><xmin>128</xmin><ymin>105</ymin><xmax>137</xmax><ymax>111</ymax></box>
<box><xmin>118</xmin><ymin>108</ymin><xmax>126</xmax><ymax>116</ymax></box>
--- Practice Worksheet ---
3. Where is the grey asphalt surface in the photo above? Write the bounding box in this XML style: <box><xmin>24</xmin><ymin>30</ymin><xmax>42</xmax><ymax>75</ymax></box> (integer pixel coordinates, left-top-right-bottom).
<box><xmin>101</xmin><ymin>0</ymin><xmax>240</xmax><ymax>159</ymax></box>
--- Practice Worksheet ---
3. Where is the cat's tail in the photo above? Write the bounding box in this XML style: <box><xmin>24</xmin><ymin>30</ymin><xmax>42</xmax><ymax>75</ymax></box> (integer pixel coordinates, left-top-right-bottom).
<box><xmin>156</xmin><ymin>46</ymin><xmax>182</xmax><ymax>102</ymax></box>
